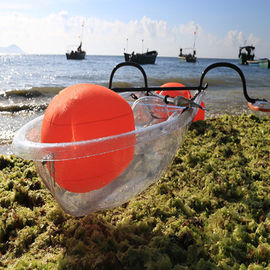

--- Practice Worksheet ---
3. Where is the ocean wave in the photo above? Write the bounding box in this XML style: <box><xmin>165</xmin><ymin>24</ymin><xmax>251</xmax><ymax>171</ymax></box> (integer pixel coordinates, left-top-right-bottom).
<box><xmin>106</xmin><ymin>77</ymin><xmax>232</xmax><ymax>89</ymax></box>
<box><xmin>0</xmin><ymin>103</ymin><xmax>48</xmax><ymax>112</ymax></box>
<box><xmin>1</xmin><ymin>76</ymin><xmax>262</xmax><ymax>100</ymax></box>
<box><xmin>1</xmin><ymin>86</ymin><xmax>64</xmax><ymax>98</ymax></box>
<box><xmin>146</xmin><ymin>76</ymin><xmax>243</xmax><ymax>90</ymax></box>
<box><xmin>107</xmin><ymin>81</ymin><xmax>135</xmax><ymax>88</ymax></box>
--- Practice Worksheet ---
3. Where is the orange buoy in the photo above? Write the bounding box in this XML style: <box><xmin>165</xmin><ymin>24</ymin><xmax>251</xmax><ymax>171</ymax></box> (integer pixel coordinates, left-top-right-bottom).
<box><xmin>159</xmin><ymin>82</ymin><xmax>192</xmax><ymax>99</ymax></box>
<box><xmin>248</xmin><ymin>101</ymin><xmax>270</xmax><ymax>112</ymax></box>
<box><xmin>159</xmin><ymin>82</ymin><xmax>205</xmax><ymax>122</ymax></box>
<box><xmin>41</xmin><ymin>83</ymin><xmax>135</xmax><ymax>193</ymax></box>
<box><xmin>193</xmin><ymin>100</ymin><xmax>205</xmax><ymax>122</ymax></box>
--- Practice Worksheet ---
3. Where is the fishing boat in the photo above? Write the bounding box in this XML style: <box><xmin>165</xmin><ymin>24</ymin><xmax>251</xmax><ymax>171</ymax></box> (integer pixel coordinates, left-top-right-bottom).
<box><xmin>123</xmin><ymin>39</ymin><xmax>157</xmax><ymax>64</ymax></box>
<box><xmin>238</xmin><ymin>45</ymin><xmax>270</xmax><ymax>68</ymax></box>
<box><xmin>178</xmin><ymin>28</ymin><xmax>197</xmax><ymax>63</ymax></box>
<box><xmin>66</xmin><ymin>42</ymin><xmax>86</xmax><ymax>60</ymax></box>
<box><xmin>66</xmin><ymin>22</ymin><xmax>86</xmax><ymax>60</ymax></box>
<box><xmin>124</xmin><ymin>50</ymin><xmax>158</xmax><ymax>65</ymax></box>
<box><xmin>178</xmin><ymin>48</ymin><xmax>196</xmax><ymax>62</ymax></box>
<box><xmin>12</xmin><ymin>62</ymin><xmax>270</xmax><ymax>217</ymax></box>
<box><xmin>238</xmin><ymin>45</ymin><xmax>255</xmax><ymax>65</ymax></box>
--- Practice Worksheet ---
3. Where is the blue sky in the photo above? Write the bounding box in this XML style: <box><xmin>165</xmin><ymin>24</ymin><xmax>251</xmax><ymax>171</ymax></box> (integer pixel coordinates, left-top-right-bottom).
<box><xmin>0</xmin><ymin>0</ymin><xmax>269</xmax><ymax>58</ymax></box>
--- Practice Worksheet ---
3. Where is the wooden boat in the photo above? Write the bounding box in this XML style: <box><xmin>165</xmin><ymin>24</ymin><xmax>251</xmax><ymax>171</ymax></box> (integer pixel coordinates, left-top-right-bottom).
<box><xmin>238</xmin><ymin>45</ymin><xmax>255</xmax><ymax>65</ymax></box>
<box><xmin>66</xmin><ymin>22</ymin><xmax>86</xmax><ymax>60</ymax></box>
<box><xmin>239</xmin><ymin>45</ymin><xmax>270</xmax><ymax>68</ymax></box>
<box><xmin>123</xmin><ymin>39</ymin><xmax>157</xmax><ymax>64</ymax></box>
<box><xmin>124</xmin><ymin>50</ymin><xmax>158</xmax><ymax>64</ymax></box>
<box><xmin>66</xmin><ymin>42</ymin><xmax>86</xmax><ymax>60</ymax></box>
<box><xmin>178</xmin><ymin>48</ymin><xmax>196</xmax><ymax>62</ymax></box>
<box><xmin>178</xmin><ymin>29</ymin><xmax>197</xmax><ymax>63</ymax></box>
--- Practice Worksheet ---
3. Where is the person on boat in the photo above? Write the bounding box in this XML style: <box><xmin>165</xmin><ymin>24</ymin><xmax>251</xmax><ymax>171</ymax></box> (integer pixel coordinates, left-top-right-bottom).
<box><xmin>179</xmin><ymin>48</ymin><xmax>183</xmax><ymax>56</ymax></box>
<box><xmin>129</xmin><ymin>51</ymin><xmax>135</xmax><ymax>61</ymax></box>
<box><xmin>246</xmin><ymin>47</ymin><xmax>251</xmax><ymax>55</ymax></box>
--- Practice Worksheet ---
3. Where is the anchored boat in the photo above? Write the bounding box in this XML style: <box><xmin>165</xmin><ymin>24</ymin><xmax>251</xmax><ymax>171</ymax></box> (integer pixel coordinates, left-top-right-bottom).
<box><xmin>124</xmin><ymin>50</ymin><xmax>158</xmax><ymax>65</ymax></box>
<box><xmin>238</xmin><ymin>45</ymin><xmax>255</xmax><ymax>65</ymax></box>
<box><xmin>239</xmin><ymin>46</ymin><xmax>270</xmax><ymax>68</ymax></box>
<box><xmin>123</xmin><ymin>39</ymin><xmax>157</xmax><ymax>64</ymax></box>
<box><xmin>66</xmin><ymin>22</ymin><xmax>86</xmax><ymax>60</ymax></box>
<box><xmin>66</xmin><ymin>42</ymin><xmax>86</xmax><ymax>60</ymax></box>
<box><xmin>178</xmin><ymin>28</ymin><xmax>197</xmax><ymax>63</ymax></box>
<box><xmin>178</xmin><ymin>48</ymin><xmax>197</xmax><ymax>63</ymax></box>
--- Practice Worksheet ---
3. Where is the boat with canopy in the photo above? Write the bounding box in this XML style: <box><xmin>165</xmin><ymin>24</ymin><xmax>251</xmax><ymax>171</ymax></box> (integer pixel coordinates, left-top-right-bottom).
<box><xmin>238</xmin><ymin>45</ymin><xmax>255</xmax><ymax>65</ymax></box>
<box><xmin>12</xmin><ymin>62</ymin><xmax>270</xmax><ymax>216</ymax></box>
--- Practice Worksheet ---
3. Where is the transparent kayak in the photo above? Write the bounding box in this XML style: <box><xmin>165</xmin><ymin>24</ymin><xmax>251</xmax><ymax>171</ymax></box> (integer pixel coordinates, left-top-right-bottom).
<box><xmin>13</xmin><ymin>60</ymin><xmax>268</xmax><ymax>217</ymax></box>
<box><xmin>12</xmin><ymin>91</ymin><xmax>204</xmax><ymax>216</ymax></box>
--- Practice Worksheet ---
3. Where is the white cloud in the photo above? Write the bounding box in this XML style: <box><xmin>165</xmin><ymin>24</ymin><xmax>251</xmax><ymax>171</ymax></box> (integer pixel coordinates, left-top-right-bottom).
<box><xmin>226</xmin><ymin>30</ymin><xmax>259</xmax><ymax>48</ymax></box>
<box><xmin>0</xmin><ymin>11</ymin><xmax>263</xmax><ymax>58</ymax></box>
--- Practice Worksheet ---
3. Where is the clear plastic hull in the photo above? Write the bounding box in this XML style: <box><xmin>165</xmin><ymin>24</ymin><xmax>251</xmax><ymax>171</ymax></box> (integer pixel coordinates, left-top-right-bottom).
<box><xmin>12</xmin><ymin>92</ymin><xmax>204</xmax><ymax>216</ymax></box>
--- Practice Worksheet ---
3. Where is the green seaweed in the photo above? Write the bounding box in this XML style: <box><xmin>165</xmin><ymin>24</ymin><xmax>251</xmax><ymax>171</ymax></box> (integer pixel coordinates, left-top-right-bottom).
<box><xmin>0</xmin><ymin>114</ymin><xmax>269</xmax><ymax>269</ymax></box>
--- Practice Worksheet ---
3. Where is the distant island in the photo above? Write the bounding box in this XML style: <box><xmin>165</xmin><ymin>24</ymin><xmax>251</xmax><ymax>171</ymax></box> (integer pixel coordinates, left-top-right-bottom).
<box><xmin>0</xmin><ymin>44</ymin><xmax>24</xmax><ymax>54</ymax></box>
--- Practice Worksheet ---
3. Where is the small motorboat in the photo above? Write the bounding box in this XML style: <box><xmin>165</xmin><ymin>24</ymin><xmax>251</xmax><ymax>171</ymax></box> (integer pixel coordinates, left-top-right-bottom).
<box><xmin>239</xmin><ymin>46</ymin><xmax>270</xmax><ymax>68</ymax></box>
<box><xmin>12</xmin><ymin>62</ymin><xmax>270</xmax><ymax>217</ymax></box>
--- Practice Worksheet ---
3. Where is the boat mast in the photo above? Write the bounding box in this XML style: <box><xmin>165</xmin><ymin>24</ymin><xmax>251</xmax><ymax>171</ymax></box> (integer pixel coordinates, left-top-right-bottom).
<box><xmin>125</xmin><ymin>38</ymin><xmax>128</xmax><ymax>53</ymax></box>
<box><xmin>193</xmin><ymin>26</ymin><xmax>198</xmax><ymax>52</ymax></box>
<box><xmin>79</xmin><ymin>21</ymin><xmax>85</xmax><ymax>46</ymax></box>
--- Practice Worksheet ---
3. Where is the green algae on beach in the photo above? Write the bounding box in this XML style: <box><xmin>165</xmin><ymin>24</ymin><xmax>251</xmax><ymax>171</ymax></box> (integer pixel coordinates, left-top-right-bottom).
<box><xmin>0</xmin><ymin>114</ymin><xmax>269</xmax><ymax>269</ymax></box>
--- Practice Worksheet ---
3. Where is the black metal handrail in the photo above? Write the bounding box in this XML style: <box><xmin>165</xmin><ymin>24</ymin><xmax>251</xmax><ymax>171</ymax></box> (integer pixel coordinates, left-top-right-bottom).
<box><xmin>108</xmin><ymin>61</ymin><xmax>268</xmax><ymax>105</ymax></box>
<box><xmin>109</xmin><ymin>62</ymin><xmax>148</xmax><ymax>90</ymax></box>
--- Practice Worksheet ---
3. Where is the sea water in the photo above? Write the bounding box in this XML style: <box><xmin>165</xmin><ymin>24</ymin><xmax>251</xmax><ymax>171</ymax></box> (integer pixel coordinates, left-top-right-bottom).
<box><xmin>1</xmin><ymin>54</ymin><xmax>270</xmax><ymax>154</ymax></box>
